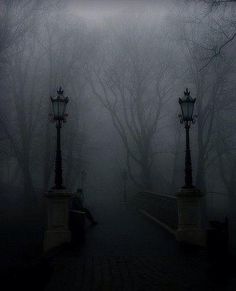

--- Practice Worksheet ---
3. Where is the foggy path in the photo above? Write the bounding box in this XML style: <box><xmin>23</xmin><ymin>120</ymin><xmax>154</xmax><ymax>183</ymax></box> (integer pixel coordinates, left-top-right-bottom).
<box><xmin>45</xmin><ymin>197</ymin><xmax>222</xmax><ymax>291</ymax></box>
<box><xmin>78</xmin><ymin>198</ymin><xmax>177</xmax><ymax>257</ymax></box>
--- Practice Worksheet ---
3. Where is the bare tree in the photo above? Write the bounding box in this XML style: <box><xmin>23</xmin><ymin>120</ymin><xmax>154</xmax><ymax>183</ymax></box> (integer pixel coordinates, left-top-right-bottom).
<box><xmin>89</xmin><ymin>19</ymin><xmax>175</xmax><ymax>190</ymax></box>
<box><xmin>200</xmin><ymin>0</ymin><xmax>236</xmax><ymax>69</ymax></box>
<box><xmin>0</xmin><ymin>33</ymin><xmax>44</xmax><ymax>197</ymax></box>
<box><xmin>0</xmin><ymin>1</ymin><xmax>43</xmax><ymax>73</ymax></box>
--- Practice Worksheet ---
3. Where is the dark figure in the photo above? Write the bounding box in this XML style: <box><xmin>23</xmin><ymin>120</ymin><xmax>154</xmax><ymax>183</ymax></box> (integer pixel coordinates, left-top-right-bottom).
<box><xmin>71</xmin><ymin>188</ymin><xmax>97</xmax><ymax>225</ymax></box>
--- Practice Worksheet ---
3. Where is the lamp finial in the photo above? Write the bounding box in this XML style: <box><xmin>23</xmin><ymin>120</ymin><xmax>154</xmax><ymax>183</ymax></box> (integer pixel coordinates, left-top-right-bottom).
<box><xmin>57</xmin><ymin>86</ymin><xmax>64</xmax><ymax>95</ymax></box>
<box><xmin>184</xmin><ymin>88</ymin><xmax>190</xmax><ymax>96</ymax></box>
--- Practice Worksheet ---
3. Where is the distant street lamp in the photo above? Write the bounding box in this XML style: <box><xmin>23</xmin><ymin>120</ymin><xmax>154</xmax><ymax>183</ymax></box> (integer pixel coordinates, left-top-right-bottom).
<box><xmin>50</xmin><ymin>86</ymin><xmax>69</xmax><ymax>189</ymax></box>
<box><xmin>179</xmin><ymin>88</ymin><xmax>196</xmax><ymax>188</ymax></box>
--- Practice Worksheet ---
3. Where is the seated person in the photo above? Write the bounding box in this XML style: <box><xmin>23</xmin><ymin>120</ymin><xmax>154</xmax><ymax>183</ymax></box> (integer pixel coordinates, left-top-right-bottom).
<box><xmin>71</xmin><ymin>188</ymin><xmax>97</xmax><ymax>225</ymax></box>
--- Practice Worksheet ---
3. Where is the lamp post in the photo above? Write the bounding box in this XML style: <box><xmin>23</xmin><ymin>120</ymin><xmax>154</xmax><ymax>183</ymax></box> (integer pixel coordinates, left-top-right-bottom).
<box><xmin>178</xmin><ymin>88</ymin><xmax>196</xmax><ymax>189</ymax></box>
<box><xmin>44</xmin><ymin>86</ymin><xmax>71</xmax><ymax>251</ymax></box>
<box><xmin>50</xmin><ymin>86</ymin><xmax>69</xmax><ymax>189</ymax></box>
<box><xmin>176</xmin><ymin>88</ymin><xmax>205</xmax><ymax>246</ymax></box>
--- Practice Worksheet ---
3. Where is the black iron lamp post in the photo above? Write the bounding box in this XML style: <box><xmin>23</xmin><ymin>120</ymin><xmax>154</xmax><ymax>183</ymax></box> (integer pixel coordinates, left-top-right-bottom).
<box><xmin>50</xmin><ymin>87</ymin><xmax>69</xmax><ymax>189</ymax></box>
<box><xmin>179</xmin><ymin>88</ymin><xmax>197</xmax><ymax>189</ymax></box>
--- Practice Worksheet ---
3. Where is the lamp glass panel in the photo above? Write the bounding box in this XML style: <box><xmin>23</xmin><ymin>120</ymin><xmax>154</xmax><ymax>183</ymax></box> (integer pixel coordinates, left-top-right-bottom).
<box><xmin>181</xmin><ymin>100</ymin><xmax>194</xmax><ymax>121</ymax></box>
<box><xmin>51</xmin><ymin>99</ymin><xmax>64</xmax><ymax>119</ymax></box>
<box><xmin>181</xmin><ymin>101</ymin><xmax>188</xmax><ymax>120</ymax></box>
<box><xmin>58</xmin><ymin>100</ymin><xmax>66</xmax><ymax>119</ymax></box>
<box><xmin>187</xmin><ymin>101</ymin><xmax>194</xmax><ymax>120</ymax></box>
<box><xmin>51</xmin><ymin>94</ymin><xmax>68</xmax><ymax>120</ymax></box>
<box><xmin>52</xmin><ymin>100</ymin><xmax>61</xmax><ymax>119</ymax></box>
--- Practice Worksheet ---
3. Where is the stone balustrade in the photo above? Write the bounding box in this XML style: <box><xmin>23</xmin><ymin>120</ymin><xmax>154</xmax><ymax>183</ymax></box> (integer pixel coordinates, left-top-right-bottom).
<box><xmin>133</xmin><ymin>191</ymin><xmax>178</xmax><ymax>231</ymax></box>
<box><xmin>133</xmin><ymin>190</ymin><xmax>206</xmax><ymax>246</ymax></box>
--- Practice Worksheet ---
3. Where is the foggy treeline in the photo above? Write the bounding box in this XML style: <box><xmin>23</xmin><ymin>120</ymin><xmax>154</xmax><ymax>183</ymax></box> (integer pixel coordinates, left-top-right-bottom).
<box><xmin>0</xmin><ymin>0</ymin><xmax>235</xmax><ymax>215</ymax></box>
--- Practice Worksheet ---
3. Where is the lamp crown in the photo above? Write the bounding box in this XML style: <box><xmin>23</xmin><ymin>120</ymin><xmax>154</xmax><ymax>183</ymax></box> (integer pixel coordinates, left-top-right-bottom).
<box><xmin>57</xmin><ymin>86</ymin><xmax>64</xmax><ymax>95</ymax></box>
<box><xmin>184</xmin><ymin>88</ymin><xmax>190</xmax><ymax>96</ymax></box>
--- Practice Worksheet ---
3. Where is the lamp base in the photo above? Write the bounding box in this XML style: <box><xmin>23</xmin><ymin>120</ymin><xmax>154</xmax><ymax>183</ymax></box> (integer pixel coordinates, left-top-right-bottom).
<box><xmin>43</xmin><ymin>189</ymin><xmax>72</xmax><ymax>252</ymax></box>
<box><xmin>176</xmin><ymin>187</ymin><xmax>206</xmax><ymax>246</ymax></box>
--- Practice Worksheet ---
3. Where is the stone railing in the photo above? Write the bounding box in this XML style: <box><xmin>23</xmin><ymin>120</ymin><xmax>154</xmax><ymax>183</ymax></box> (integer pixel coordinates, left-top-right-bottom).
<box><xmin>133</xmin><ymin>190</ymin><xmax>207</xmax><ymax>246</ymax></box>
<box><xmin>132</xmin><ymin>191</ymin><xmax>178</xmax><ymax>232</ymax></box>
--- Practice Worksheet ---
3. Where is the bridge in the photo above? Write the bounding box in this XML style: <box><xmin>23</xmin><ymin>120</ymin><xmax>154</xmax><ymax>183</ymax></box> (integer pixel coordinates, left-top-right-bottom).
<box><xmin>43</xmin><ymin>194</ymin><xmax>234</xmax><ymax>291</ymax></box>
<box><xmin>1</xmin><ymin>188</ymin><xmax>235</xmax><ymax>290</ymax></box>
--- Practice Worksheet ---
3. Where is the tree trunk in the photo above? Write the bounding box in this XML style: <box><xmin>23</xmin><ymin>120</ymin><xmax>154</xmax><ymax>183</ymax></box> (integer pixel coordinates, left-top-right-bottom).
<box><xmin>141</xmin><ymin>161</ymin><xmax>152</xmax><ymax>191</ymax></box>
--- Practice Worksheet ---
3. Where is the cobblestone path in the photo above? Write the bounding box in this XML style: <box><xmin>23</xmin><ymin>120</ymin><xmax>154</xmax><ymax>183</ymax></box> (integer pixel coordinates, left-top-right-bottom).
<box><xmin>45</xmin><ymin>198</ymin><xmax>235</xmax><ymax>291</ymax></box>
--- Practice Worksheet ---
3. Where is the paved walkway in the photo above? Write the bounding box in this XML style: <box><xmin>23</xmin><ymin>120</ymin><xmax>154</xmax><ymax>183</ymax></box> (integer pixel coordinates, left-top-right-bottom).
<box><xmin>45</xmin><ymin>198</ymin><xmax>235</xmax><ymax>291</ymax></box>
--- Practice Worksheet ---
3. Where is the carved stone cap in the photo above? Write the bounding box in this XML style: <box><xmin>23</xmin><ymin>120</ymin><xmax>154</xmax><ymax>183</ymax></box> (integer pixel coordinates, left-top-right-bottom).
<box><xmin>176</xmin><ymin>187</ymin><xmax>203</xmax><ymax>198</ymax></box>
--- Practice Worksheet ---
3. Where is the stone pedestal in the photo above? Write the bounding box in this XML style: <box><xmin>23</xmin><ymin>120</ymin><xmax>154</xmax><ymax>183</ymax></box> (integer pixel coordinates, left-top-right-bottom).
<box><xmin>176</xmin><ymin>187</ymin><xmax>206</xmax><ymax>246</ymax></box>
<box><xmin>44</xmin><ymin>189</ymin><xmax>72</xmax><ymax>252</ymax></box>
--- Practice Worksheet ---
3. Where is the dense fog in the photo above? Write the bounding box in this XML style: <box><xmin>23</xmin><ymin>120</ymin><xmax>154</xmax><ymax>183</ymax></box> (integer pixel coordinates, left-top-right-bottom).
<box><xmin>0</xmin><ymin>0</ymin><xmax>235</xmax><ymax>224</ymax></box>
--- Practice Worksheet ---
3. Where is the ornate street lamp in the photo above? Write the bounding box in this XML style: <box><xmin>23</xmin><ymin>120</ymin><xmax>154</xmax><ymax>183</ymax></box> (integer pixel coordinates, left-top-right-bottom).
<box><xmin>179</xmin><ymin>88</ymin><xmax>197</xmax><ymax>188</ymax></box>
<box><xmin>50</xmin><ymin>86</ymin><xmax>69</xmax><ymax>189</ymax></box>
<box><xmin>176</xmin><ymin>89</ymin><xmax>204</xmax><ymax>247</ymax></box>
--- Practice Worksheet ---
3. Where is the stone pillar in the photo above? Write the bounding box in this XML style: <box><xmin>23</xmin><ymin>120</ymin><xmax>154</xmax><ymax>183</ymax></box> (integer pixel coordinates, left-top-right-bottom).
<box><xmin>44</xmin><ymin>189</ymin><xmax>72</xmax><ymax>252</ymax></box>
<box><xmin>176</xmin><ymin>187</ymin><xmax>206</xmax><ymax>246</ymax></box>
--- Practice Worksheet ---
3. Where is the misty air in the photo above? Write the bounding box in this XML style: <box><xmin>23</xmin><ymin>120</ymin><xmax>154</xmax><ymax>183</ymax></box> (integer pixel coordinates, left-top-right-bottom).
<box><xmin>0</xmin><ymin>0</ymin><xmax>236</xmax><ymax>290</ymax></box>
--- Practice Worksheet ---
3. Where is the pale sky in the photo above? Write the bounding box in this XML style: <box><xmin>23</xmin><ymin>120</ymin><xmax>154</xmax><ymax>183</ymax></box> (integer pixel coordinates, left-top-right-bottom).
<box><xmin>66</xmin><ymin>0</ymin><xmax>171</xmax><ymax>22</ymax></box>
